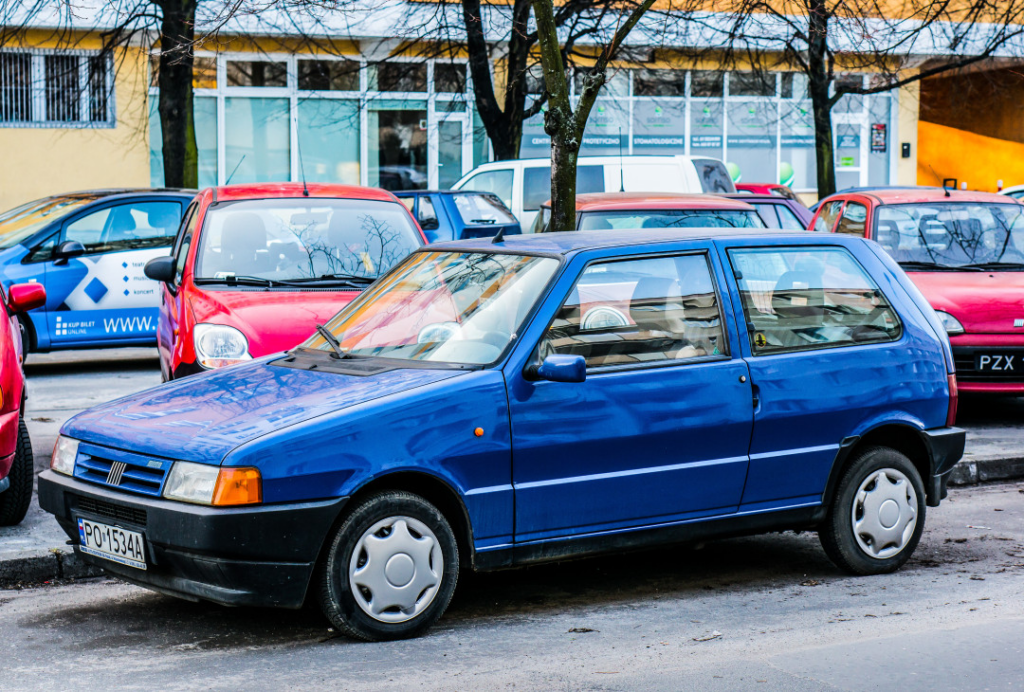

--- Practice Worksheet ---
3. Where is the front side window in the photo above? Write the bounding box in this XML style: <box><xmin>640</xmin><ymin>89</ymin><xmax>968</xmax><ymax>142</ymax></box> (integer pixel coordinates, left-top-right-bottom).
<box><xmin>458</xmin><ymin>170</ymin><xmax>513</xmax><ymax>210</ymax></box>
<box><xmin>729</xmin><ymin>246</ymin><xmax>902</xmax><ymax>355</ymax></box>
<box><xmin>775</xmin><ymin>203</ymin><xmax>808</xmax><ymax>230</ymax></box>
<box><xmin>194</xmin><ymin>198</ymin><xmax>422</xmax><ymax>285</ymax></box>
<box><xmin>874</xmin><ymin>202</ymin><xmax>1024</xmax><ymax>269</ymax></box>
<box><xmin>814</xmin><ymin>200</ymin><xmax>845</xmax><ymax>232</ymax></box>
<box><xmin>63</xmin><ymin>201</ymin><xmax>183</xmax><ymax>254</ymax></box>
<box><xmin>836</xmin><ymin>201</ymin><xmax>868</xmax><ymax>237</ymax></box>
<box><xmin>577</xmin><ymin>209</ymin><xmax>764</xmax><ymax>231</ymax></box>
<box><xmin>538</xmin><ymin>254</ymin><xmax>727</xmax><ymax>368</ymax></box>
<box><xmin>306</xmin><ymin>251</ymin><xmax>559</xmax><ymax>365</ymax></box>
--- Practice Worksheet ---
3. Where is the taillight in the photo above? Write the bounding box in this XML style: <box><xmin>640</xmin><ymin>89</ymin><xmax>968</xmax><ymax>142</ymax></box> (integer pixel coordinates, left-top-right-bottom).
<box><xmin>946</xmin><ymin>374</ymin><xmax>958</xmax><ymax>426</ymax></box>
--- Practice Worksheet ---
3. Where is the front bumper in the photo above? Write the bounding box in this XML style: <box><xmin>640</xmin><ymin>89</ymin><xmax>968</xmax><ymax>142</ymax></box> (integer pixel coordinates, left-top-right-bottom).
<box><xmin>952</xmin><ymin>344</ymin><xmax>1024</xmax><ymax>393</ymax></box>
<box><xmin>38</xmin><ymin>470</ymin><xmax>347</xmax><ymax>608</ymax></box>
<box><xmin>921</xmin><ymin>426</ymin><xmax>966</xmax><ymax>507</ymax></box>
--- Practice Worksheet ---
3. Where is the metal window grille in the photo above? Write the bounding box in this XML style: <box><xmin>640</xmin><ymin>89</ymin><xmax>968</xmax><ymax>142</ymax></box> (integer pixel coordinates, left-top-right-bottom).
<box><xmin>88</xmin><ymin>55</ymin><xmax>108</xmax><ymax>122</ymax></box>
<box><xmin>0</xmin><ymin>53</ymin><xmax>32</xmax><ymax>122</ymax></box>
<box><xmin>45</xmin><ymin>54</ymin><xmax>80</xmax><ymax>122</ymax></box>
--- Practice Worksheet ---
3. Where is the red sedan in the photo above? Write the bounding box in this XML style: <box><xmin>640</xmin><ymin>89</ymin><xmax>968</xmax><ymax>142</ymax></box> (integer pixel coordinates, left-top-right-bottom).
<box><xmin>533</xmin><ymin>192</ymin><xmax>765</xmax><ymax>232</ymax></box>
<box><xmin>0</xmin><ymin>282</ymin><xmax>45</xmax><ymax>525</ymax></box>
<box><xmin>144</xmin><ymin>183</ymin><xmax>425</xmax><ymax>380</ymax></box>
<box><xmin>810</xmin><ymin>188</ymin><xmax>1024</xmax><ymax>394</ymax></box>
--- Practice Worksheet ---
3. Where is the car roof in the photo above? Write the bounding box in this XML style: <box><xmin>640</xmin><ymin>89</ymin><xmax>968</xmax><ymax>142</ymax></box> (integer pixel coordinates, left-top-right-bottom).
<box><xmin>719</xmin><ymin>193</ymin><xmax>788</xmax><ymax>203</ymax></box>
<box><xmin>542</xmin><ymin>192</ymin><xmax>755</xmax><ymax>212</ymax></box>
<box><xmin>209</xmin><ymin>183</ymin><xmax>399</xmax><ymax>203</ymax></box>
<box><xmin>430</xmin><ymin>227</ymin><xmax>804</xmax><ymax>256</ymax></box>
<box><xmin>42</xmin><ymin>188</ymin><xmax>196</xmax><ymax>201</ymax></box>
<box><xmin>393</xmin><ymin>190</ymin><xmax>491</xmax><ymax>196</ymax></box>
<box><xmin>843</xmin><ymin>188</ymin><xmax>1013</xmax><ymax>205</ymax></box>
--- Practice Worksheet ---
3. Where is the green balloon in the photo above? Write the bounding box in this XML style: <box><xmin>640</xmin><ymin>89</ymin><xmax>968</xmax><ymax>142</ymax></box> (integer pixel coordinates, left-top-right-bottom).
<box><xmin>726</xmin><ymin>162</ymin><xmax>741</xmax><ymax>183</ymax></box>
<box><xmin>779</xmin><ymin>161</ymin><xmax>795</xmax><ymax>187</ymax></box>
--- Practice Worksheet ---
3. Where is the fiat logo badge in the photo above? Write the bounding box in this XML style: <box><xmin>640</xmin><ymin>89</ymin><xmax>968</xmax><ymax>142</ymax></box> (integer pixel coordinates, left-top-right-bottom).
<box><xmin>1016</xmin><ymin>319</ymin><xmax>1024</xmax><ymax>328</ymax></box>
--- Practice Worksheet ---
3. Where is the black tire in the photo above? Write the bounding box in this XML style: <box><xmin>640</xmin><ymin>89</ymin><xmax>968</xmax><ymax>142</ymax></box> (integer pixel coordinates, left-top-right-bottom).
<box><xmin>819</xmin><ymin>446</ymin><xmax>926</xmax><ymax>575</ymax></box>
<box><xmin>317</xmin><ymin>491</ymin><xmax>459</xmax><ymax>641</ymax></box>
<box><xmin>0</xmin><ymin>418</ymin><xmax>34</xmax><ymax>526</ymax></box>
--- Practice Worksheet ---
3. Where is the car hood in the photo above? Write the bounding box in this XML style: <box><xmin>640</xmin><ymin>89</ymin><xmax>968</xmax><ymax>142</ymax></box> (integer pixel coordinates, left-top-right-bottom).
<box><xmin>908</xmin><ymin>270</ymin><xmax>1024</xmax><ymax>333</ymax></box>
<box><xmin>62</xmin><ymin>359</ymin><xmax>467</xmax><ymax>465</ymax></box>
<box><xmin>189</xmin><ymin>288</ymin><xmax>360</xmax><ymax>356</ymax></box>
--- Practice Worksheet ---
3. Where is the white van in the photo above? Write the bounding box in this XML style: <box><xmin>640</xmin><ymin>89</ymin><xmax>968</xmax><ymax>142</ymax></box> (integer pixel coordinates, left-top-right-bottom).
<box><xmin>451</xmin><ymin>155</ymin><xmax>735</xmax><ymax>230</ymax></box>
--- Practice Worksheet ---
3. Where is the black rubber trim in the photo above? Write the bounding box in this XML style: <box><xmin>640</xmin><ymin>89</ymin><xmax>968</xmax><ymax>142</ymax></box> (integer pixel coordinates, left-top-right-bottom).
<box><xmin>921</xmin><ymin>426</ymin><xmax>966</xmax><ymax>507</ymax></box>
<box><xmin>172</xmin><ymin>359</ymin><xmax>205</xmax><ymax>380</ymax></box>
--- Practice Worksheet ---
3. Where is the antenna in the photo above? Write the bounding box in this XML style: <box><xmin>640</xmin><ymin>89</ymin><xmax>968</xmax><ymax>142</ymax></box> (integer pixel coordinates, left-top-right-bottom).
<box><xmin>297</xmin><ymin>127</ymin><xmax>310</xmax><ymax>197</ymax></box>
<box><xmin>491</xmin><ymin>226</ymin><xmax>506</xmax><ymax>244</ymax></box>
<box><xmin>942</xmin><ymin>177</ymin><xmax>956</xmax><ymax>198</ymax></box>
<box><xmin>618</xmin><ymin>126</ymin><xmax>625</xmax><ymax>192</ymax></box>
<box><xmin>225</xmin><ymin>155</ymin><xmax>246</xmax><ymax>185</ymax></box>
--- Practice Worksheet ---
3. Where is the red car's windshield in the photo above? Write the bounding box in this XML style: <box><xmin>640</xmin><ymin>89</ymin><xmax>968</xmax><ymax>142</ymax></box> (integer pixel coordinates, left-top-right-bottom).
<box><xmin>875</xmin><ymin>202</ymin><xmax>1024</xmax><ymax>269</ymax></box>
<box><xmin>195</xmin><ymin>198</ymin><xmax>422</xmax><ymax>284</ymax></box>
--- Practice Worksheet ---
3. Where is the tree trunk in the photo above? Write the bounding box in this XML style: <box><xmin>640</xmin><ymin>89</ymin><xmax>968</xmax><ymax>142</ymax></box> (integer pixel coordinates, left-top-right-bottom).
<box><xmin>157</xmin><ymin>0</ymin><xmax>198</xmax><ymax>188</ymax></box>
<box><xmin>548</xmin><ymin>120</ymin><xmax>580</xmax><ymax>232</ymax></box>
<box><xmin>806</xmin><ymin>0</ymin><xmax>835</xmax><ymax>198</ymax></box>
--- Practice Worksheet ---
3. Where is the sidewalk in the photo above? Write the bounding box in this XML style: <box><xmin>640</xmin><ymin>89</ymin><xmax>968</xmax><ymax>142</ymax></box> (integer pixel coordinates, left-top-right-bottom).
<box><xmin>1</xmin><ymin>352</ymin><xmax>1021</xmax><ymax>587</ymax></box>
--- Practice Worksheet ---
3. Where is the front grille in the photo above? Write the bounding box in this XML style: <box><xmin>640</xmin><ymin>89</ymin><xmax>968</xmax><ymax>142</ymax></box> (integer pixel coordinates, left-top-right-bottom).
<box><xmin>76</xmin><ymin>496</ymin><xmax>147</xmax><ymax>527</ymax></box>
<box><xmin>73</xmin><ymin>444</ymin><xmax>171</xmax><ymax>497</ymax></box>
<box><xmin>952</xmin><ymin>346</ymin><xmax>1024</xmax><ymax>382</ymax></box>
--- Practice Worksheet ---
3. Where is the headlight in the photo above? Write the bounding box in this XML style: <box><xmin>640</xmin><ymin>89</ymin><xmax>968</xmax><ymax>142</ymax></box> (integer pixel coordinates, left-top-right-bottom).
<box><xmin>51</xmin><ymin>436</ymin><xmax>79</xmax><ymax>476</ymax></box>
<box><xmin>194</xmin><ymin>323</ymin><xmax>252</xmax><ymax>369</ymax></box>
<box><xmin>163</xmin><ymin>461</ymin><xmax>262</xmax><ymax>506</ymax></box>
<box><xmin>934</xmin><ymin>310</ymin><xmax>965</xmax><ymax>335</ymax></box>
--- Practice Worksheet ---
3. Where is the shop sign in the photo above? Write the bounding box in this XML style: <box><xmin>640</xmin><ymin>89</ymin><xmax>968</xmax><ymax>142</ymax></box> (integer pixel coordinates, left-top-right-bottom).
<box><xmin>871</xmin><ymin>124</ymin><xmax>887</xmax><ymax>153</ymax></box>
<box><xmin>781</xmin><ymin>135</ymin><xmax>815</xmax><ymax>148</ymax></box>
<box><xmin>691</xmin><ymin>135</ymin><xmax>723</xmax><ymax>148</ymax></box>
<box><xmin>838</xmin><ymin>156</ymin><xmax>856</xmax><ymax>167</ymax></box>
<box><xmin>726</xmin><ymin>135</ymin><xmax>776</xmax><ymax>148</ymax></box>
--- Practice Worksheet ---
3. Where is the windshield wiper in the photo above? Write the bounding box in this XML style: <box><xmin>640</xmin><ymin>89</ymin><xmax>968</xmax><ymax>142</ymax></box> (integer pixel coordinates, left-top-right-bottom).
<box><xmin>896</xmin><ymin>261</ymin><xmax>979</xmax><ymax>272</ymax></box>
<box><xmin>195</xmin><ymin>275</ymin><xmax>278</xmax><ymax>287</ymax></box>
<box><xmin>315</xmin><ymin>324</ymin><xmax>349</xmax><ymax>359</ymax></box>
<box><xmin>470</xmin><ymin>219</ymin><xmax>497</xmax><ymax>224</ymax></box>
<box><xmin>958</xmin><ymin>262</ymin><xmax>1024</xmax><ymax>270</ymax></box>
<box><xmin>286</xmin><ymin>274</ymin><xmax>376</xmax><ymax>288</ymax></box>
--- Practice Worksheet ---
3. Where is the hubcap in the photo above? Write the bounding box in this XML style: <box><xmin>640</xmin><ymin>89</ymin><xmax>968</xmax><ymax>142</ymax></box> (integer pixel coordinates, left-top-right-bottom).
<box><xmin>348</xmin><ymin>516</ymin><xmax>443</xmax><ymax>623</ymax></box>
<box><xmin>851</xmin><ymin>468</ymin><xmax>918</xmax><ymax>559</ymax></box>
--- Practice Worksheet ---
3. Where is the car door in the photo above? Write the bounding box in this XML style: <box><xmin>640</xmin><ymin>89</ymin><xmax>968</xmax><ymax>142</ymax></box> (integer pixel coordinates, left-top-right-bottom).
<box><xmin>42</xmin><ymin>198</ymin><xmax>184</xmax><ymax>347</ymax></box>
<box><xmin>157</xmin><ymin>201</ymin><xmax>199</xmax><ymax>379</ymax></box>
<box><xmin>507</xmin><ymin>245</ymin><xmax>753</xmax><ymax>544</ymax></box>
<box><xmin>718</xmin><ymin>239</ymin><xmax>912</xmax><ymax>508</ymax></box>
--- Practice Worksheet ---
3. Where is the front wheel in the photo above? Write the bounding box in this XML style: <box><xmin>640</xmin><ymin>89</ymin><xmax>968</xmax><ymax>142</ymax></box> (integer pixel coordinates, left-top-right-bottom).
<box><xmin>0</xmin><ymin>418</ymin><xmax>34</xmax><ymax>526</ymax></box>
<box><xmin>317</xmin><ymin>491</ymin><xmax>459</xmax><ymax>641</ymax></box>
<box><xmin>819</xmin><ymin>446</ymin><xmax>926</xmax><ymax>575</ymax></box>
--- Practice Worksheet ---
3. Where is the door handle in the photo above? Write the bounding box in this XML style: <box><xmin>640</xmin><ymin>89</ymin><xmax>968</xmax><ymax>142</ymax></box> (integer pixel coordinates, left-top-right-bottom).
<box><xmin>751</xmin><ymin>382</ymin><xmax>761</xmax><ymax>411</ymax></box>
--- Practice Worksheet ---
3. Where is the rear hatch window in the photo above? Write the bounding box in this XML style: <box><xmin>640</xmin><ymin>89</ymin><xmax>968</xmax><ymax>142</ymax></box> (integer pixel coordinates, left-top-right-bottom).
<box><xmin>692</xmin><ymin>159</ymin><xmax>736</xmax><ymax>193</ymax></box>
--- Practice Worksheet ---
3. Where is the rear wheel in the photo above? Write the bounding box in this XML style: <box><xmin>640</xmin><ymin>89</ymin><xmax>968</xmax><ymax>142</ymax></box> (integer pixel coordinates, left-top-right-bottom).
<box><xmin>317</xmin><ymin>491</ymin><xmax>459</xmax><ymax>641</ymax></box>
<box><xmin>819</xmin><ymin>446</ymin><xmax>925</xmax><ymax>575</ymax></box>
<box><xmin>0</xmin><ymin>418</ymin><xmax>34</xmax><ymax>526</ymax></box>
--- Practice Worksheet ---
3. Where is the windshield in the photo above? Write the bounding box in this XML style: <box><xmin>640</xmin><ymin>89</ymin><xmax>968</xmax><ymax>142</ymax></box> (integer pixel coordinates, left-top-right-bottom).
<box><xmin>578</xmin><ymin>209</ymin><xmax>765</xmax><ymax>231</ymax></box>
<box><xmin>0</xmin><ymin>195</ymin><xmax>102</xmax><ymax>250</ymax></box>
<box><xmin>195</xmin><ymin>198</ymin><xmax>422</xmax><ymax>283</ymax></box>
<box><xmin>875</xmin><ymin>202</ymin><xmax>1024</xmax><ymax>268</ymax></box>
<box><xmin>453</xmin><ymin>193</ymin><xmax>516</xmax><ymax>226</ymax></box>
<box><xmin>304</xmin><ymin>251</ymin><xmax>559</xmax><ymax>365</ymax></box>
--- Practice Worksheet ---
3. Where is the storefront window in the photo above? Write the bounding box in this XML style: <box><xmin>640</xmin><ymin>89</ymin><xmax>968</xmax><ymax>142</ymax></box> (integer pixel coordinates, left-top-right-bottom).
<box><xmin>633</xmin><ymin>97</ymin><xmax>686</xmax><ymax>155</ymax></box>
<box><xmin>149</xmin><ymin>96</ymin><xmax>217</xmax><ymax>188</ymax></box>
<box><xmin>297</xmin><ymin>99</ymin><xmax>360</xmax><ymax>184</ymax></box>
<box><xmin>369</xmin><ymin>63</ymin><xmax>427</xmax><ymax>92</ymax></box>
<box><xmin>224</xmin><ymin>97</ymin><xmax>291</xmax><ymax>183</ymax></box>
<box><xmin>726</xmin><ymin>100</ymin><xmax>777</xmax><ymax>185</ymax></box>
<box><xmin>226</xmin><ymin>61</ymin><xmax>287</xmax><ymax>87</ymax></box>
<box><xmin>367</xmin><ymin>100</ymin><xmax>427</xmax><ymax>190</ymax></box>
<box><xmin>691</xmin><ymin>70</ymin><xmax>724</xmax><ymax>98</ymax></box>
<box><xmin>690</xmin><ymin>98</ymin><xmax>724</xmax><ymax>161</ymax></box>
<box><xmin>730</xmin><ymin>72</ymin><xmax>775</xmax><ymax>97</ymax></box>
<box><xmin>868</xmin><ymin>96</ymin><xmax>891</xmax><ymax>186</ymax></box>
<box><xmin>297</xmin><ymin>60</ymin><xmax>360</xmax><ymax>91</ymax></box>
<box><xmin>780</xmin><ymin>100</ymin><xmax>816</xmax><ymax>190</ymax></box>
<box><xmin>633</xmin><ymin>68</ymin><xmax>686</xmax><ymax>97</ymax></box>
<box><xmin>435</xmin><ymin>63</ymin><xmax>466</xmax><ymax>93</ymax></box>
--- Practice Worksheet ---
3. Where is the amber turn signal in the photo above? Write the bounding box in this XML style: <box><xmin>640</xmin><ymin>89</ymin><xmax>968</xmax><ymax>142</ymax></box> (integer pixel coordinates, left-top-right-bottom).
<box><xmin>211</xmin><ymin>467</ymin><xmax>262</xmax><ymax>506</ymax></box>
<box><xmin>474</xmin><ymin>427</ymin><xmax>484</xmax><ymax>437</ymax></box>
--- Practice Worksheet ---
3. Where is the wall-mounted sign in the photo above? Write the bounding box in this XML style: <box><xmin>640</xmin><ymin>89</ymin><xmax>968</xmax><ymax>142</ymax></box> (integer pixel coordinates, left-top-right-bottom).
<box><xmin>871</xmin><ymin>123</ymin><xmax>887</xmax><ymax>153</ymax></box>
<box><xmin>690</xmin><ymin>135</ymin><xmax>723</xmax><ymax>148</ymax></box>
<box><xmin>839</xmin><ymin>156</ymin><xmax>856</xmax><ymax>168</ymax></box>
<box><xmin>781</xmin><ymin>135</ymin><xmax>815</xmax><ymax>148</ymax></box>
<box><xmin>726</xmin><ymin>135</ymin><xmax>776</xmax><ymax>148</ymax></box>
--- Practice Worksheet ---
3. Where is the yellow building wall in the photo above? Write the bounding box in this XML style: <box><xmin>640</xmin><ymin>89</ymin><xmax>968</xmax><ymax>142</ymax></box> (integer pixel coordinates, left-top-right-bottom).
<box><xmin>896</xmin><ymin>82</ymin><xmax>919</xmax><ymax>186</ymax></box>
<box><xmin>917</xmin><ymin>121</ymin><xmax>1024</xmax><ymax>191</ymax></box>
<box><xmin>0</xmin><ymin>37</ymin><xmax>152</xmax><ymax>212</ymax></box>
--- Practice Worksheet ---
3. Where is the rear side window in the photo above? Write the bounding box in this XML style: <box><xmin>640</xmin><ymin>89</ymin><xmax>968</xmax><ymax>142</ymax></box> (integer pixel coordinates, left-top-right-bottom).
<box><xmin>523</xmin><ymin>166</ymin><xmax>604</xmax><ymax>211</ymax></box>
<box><xmin>728</xmin><ymin>246</ymin><xmax>901</xmax><ymax>355</ymax></box>
<box><xmin>692</xmin><ymin>159</ymin><xmax>735</xmax><ymax>193</ymax></box>
<box><xmin>458</xmin><ymin>170</ymin><xmax>514</xmax><ymax>209</ymax></box>
<box><xmin>775</xmin><ymin>203</ymin><xmax>807</xmax><ymax>230</ymax></box>
<box><xmin>813</xmin><ymin>200</ymin><xmax>845</xmax><ymax>232</ymax></box>
<box><xmin>64</xmin><ymin>201</ymin><xmax>183</xmax><ymax>254</ymax></box>
<box><xmin>836</xmin><ymin>201</ymin><xmax>868</xmax><ymax>237</ymax></box>
<box><xmin>753</xmin><ymin>203</ymin><xmax>780</xmax><ymax>228</ymax></box>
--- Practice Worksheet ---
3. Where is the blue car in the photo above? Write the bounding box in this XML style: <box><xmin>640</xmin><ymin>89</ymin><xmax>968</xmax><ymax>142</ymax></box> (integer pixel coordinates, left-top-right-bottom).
<box><xmin>0</xmin><ymin>189</ymin><xmax>195</xmax><ymax>351</ymax></box>
<box><xmin>395</xmin><ymin>190</ymin><xmax>521</xmax><ymax>242</ymax></box>
<box><xmin>39</xmin><ymin>228</ymin><xmax>964</xmax><ymax>641</ymax></box>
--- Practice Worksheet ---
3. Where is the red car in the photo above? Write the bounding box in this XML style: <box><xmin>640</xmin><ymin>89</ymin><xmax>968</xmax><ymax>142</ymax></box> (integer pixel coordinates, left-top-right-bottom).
<box><xmin>0</xmin><ymin>282</ymin><xmax>46</xmax><ymax>525</ymax></box>
<box><xmin>809</xmin><ymin>188</ymin><xmax>1024</xmax><ymax>394</ymax></box>
<box><xmin>735</xmin><ymin>183</ymin><xmax>803</xmax><ymax>202</ymax></box>
<box><xmin>533</xmin><ymin>192</ymin><xmax>765</xmax><ymax>232</ymax></box>
<box><xmin>144</xmin><ymin>183</ymin><xmax>425</xmax><ymax>380</ymax></box>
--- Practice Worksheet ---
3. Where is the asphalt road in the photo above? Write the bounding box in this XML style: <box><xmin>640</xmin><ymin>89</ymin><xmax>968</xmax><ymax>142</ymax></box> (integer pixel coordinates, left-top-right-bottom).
<box><xmin>3</xmin><ymin>350</ymin><xmax>1024</xmax><ymax>691</ymax></box>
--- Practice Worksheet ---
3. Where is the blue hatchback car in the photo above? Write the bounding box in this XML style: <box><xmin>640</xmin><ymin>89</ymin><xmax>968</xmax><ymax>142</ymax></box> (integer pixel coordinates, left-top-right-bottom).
<box><xmin>0</xmin><ymin>189</ymin><xmax>194</xmax><ymax>351</ymax></box>
<box><xmin>395</xmin><ymin>190</ymin><xmax>522</xmax><ymax>242</ymax></box>
<box><xmin>39</xmin><ymin>228</ymin><xmax>964</xmax><ymax>641</ymax></box>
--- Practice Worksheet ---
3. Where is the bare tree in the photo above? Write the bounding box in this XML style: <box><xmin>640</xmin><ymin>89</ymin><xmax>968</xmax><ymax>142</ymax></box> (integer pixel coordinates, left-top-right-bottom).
<box><xmin>718</xmin><ymin>0</ymin><xmax>1024</xmax><ymax>197</ymax></box>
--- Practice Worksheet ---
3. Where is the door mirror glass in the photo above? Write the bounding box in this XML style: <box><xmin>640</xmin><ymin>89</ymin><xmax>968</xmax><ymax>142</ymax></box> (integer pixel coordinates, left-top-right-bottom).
<box><xmin>144</xmin><ymin>255</ymin><xmax>175</xmax><ymax>283</ymax></box>
<box><xmin>531</xmin><ymin>354</ymin><xmax>587</xmax><ymax>383</ymax></box>
<box><xmin>54</xmin><ymin>240</ymin><xmax>85</xmax><ymax>262</ymax></box>
<box><xmin>7</xmin><ymin>283</ymin><xmax>46</xmax><ymax>313</ymax></box>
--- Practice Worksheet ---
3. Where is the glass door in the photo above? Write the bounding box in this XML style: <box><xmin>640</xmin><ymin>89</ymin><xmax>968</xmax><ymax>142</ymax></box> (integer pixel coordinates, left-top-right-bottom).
<box><xmin>833</xmin><ymin>113</ymin><xmax>869</xmax><ymax>191</ymax></box>
<box><xmin>430</xmin><ymin>113</ymin><xmax>471</xmax><ymax>189</ymax></box>
<box><xmin>368</xmin><ymin>102</ymin><xmax>428</xmax><ymax>191</ymax></box>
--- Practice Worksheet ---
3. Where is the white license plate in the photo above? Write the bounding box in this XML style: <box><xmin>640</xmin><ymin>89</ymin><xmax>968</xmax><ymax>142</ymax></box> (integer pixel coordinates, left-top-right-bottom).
<box><xmin>77</xmin><ymin>517</ymin><xmax>147</xmax><ymax>570</ymax></box>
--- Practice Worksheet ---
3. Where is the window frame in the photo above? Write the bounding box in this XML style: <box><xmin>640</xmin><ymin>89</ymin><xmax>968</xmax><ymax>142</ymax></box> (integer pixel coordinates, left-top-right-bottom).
<box><xmin>726</xmin><ymin>244</ymin><xmax>905</xmax><ymax>358</ymax></box>
<box><xmin>531</xmin><ymin>249</ymin><xmax>734</xmax><ymax>376</ymax></box>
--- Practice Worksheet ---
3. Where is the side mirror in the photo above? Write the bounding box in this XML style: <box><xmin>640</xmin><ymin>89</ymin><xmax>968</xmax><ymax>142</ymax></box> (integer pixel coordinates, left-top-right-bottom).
<box><xmin>527</xmin><ymin>354</ymin><xmax>586</xmax><ymax>383</ymax></box>
<box><xmin>53</xmin><ymin>240</ymin><xmax>85</xmax><ymax>265</ymax></box>
<box><xmin>420</xmin><ymin>218</ymin><xmax>440</xmax><ymax>231</ymax></box>
<box><xmin>7</xmin><ymin>283</ymin><xmax>46</xmax><ymax>313</ymax></box>
<box><xmin>144</xmin><ymin>256</ymin><xmax>175</xmax><ymax>283</ymax></box>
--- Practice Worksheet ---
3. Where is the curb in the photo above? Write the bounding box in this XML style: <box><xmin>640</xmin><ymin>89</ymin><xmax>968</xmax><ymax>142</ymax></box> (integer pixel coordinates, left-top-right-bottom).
<box><xmin>948</xmin><ymin>456</ymin><xmax>1024</xmax><ymax>487</ymax></box>
<box><xmin>0</xmin><ymin>547</ymin><xmax>101</xmax><ymax>587</ymax></box>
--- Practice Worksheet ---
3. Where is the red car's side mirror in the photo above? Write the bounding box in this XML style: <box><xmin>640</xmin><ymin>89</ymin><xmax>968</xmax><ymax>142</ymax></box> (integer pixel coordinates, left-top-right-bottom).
<box><xmin>8</xmin><ymin>283</ymin><xmax>46</xmax><ymax>314</ymax></box>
